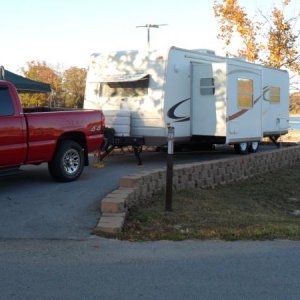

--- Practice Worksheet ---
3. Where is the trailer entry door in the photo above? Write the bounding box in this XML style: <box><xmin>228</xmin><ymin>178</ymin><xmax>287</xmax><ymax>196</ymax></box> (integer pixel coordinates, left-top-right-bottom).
<box><xmin>191</xmin><ymin>63</ymin><xmax>226</xmax><ymax>137</ymax></box>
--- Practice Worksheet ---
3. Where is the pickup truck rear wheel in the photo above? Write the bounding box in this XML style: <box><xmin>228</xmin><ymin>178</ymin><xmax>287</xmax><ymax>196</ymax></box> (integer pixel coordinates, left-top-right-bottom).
<box><xmin>48</xmin><ymin>140</ymin><xmax>84</xmax><ymax>182</ymax></box>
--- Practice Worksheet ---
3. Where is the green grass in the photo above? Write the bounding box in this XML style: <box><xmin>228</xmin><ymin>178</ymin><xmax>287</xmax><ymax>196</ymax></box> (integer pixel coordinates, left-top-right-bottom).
<box><xmin>116</xmin><ymin>162</ymin><xmax>300</xmax><ymax>241</ymax></box>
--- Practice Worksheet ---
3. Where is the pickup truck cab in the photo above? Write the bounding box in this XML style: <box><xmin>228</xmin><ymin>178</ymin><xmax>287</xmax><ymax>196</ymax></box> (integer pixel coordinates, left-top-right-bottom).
<box><xmin>0</xmin><ymin>80</ymin><xmax>105</xmax><ymax>182</ymax></box>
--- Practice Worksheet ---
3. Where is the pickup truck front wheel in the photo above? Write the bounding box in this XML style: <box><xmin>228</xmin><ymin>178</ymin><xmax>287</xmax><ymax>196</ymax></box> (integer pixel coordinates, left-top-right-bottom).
<box><xmin>48</xmin><ymin>140</ymin><xmax>84</xmax><ymax>182</ymax></box>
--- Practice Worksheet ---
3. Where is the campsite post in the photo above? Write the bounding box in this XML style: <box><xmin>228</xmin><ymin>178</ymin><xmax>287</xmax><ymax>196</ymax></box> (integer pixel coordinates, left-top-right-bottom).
<box><xmin>165</xmin><ymin>124</ymin><xmax>174</xmax><ymax>211</ymax></box>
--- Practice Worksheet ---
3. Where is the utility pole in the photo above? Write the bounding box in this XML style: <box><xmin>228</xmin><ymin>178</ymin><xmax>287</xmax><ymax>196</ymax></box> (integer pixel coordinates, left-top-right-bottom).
<box><xmin>136</xmin><ymin>24</ymin><xmax>167</xmax><ymax>48</ymax></box>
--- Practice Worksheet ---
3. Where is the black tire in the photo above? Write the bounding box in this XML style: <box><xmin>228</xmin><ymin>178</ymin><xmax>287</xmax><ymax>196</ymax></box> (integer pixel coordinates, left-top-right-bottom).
<box><xmin>248</xmin><ymin>141</ymin><xmax>260</xmax><ymax>153</ymax></box>
<box><xmin>234</xmin><ymin>142</ymin><xmax>249</xmax><ymax>154</ymax></box>
<box><xmin>48</xmin><ymin>140</ymin><xmax>84</xmax><ymax>182</ymax></box>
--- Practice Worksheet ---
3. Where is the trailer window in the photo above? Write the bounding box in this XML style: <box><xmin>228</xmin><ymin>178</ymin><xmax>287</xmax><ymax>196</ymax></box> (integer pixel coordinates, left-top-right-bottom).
<box><xmin>270</xmin><ymin>87</ymin><xmax>280</xmax><ymax>103</ymax></box>
<box><xmin>200</xmin><ymin>78</ymin><xmax>215</xmax><ymax>95</ymax></box>
<box><xmin>0</xmin><ymin>86</ymin><xmax>15</xmax><ymax>116</ymax></box>
<box><xmin>237</xmin><ymin>78</ymin><xmax>253</xmax><ymax>109</ymax></box>
<box><xmin>100</xmin><ymin>77</ymin><xmax>149</xmax><ymax>97</ymax></box>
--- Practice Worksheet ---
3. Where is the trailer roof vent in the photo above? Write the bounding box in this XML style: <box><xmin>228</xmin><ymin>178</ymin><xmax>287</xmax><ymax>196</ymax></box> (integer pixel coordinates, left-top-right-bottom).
<box><xmin>193</xmin><ymin>49</ymin><xmax>216</xmax><ymax>55</ymax></box>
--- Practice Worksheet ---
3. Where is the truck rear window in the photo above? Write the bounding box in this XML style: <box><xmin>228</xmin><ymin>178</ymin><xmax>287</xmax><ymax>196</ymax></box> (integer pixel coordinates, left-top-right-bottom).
<box><xmin>0</xmin><ymin>86</ymin><xmax>15</xmax><ymax>116</ymax></box>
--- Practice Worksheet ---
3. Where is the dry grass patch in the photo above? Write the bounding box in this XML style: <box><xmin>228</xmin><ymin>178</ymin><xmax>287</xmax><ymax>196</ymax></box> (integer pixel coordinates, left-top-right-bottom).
<box><xmin>118</xmin><ymin>162</ymin><xmax>300</xmax><ymax>241</ymax></box>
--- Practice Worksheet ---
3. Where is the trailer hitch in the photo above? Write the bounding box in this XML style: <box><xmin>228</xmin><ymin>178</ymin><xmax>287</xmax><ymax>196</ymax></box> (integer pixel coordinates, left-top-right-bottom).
<box><xmin>94</xmin><ymin>128</ymin><xmax>145</xmax><ymax>166</ymax></box>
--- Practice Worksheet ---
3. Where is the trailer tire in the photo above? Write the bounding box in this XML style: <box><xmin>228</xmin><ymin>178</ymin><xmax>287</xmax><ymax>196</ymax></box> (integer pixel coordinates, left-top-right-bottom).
<box><xmin>248</xmin><ymin>141</ymin><xmax>260</xmax><ymax>153</ymax></box>
<box><xmin>234</xmin><ymin>142</ymin><xmax>248</xmax><ymax>155</ymax></box>
<box><xmin>48</xmin><ymin>140</ymin><xmax>84</xmax><ymax>182</ymax></box>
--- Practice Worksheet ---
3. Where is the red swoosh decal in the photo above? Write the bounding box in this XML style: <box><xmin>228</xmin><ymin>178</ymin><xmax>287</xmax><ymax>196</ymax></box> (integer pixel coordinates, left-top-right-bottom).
<box><xmin>226</xmin><ymin>109</ymin><xmax>248</xmax><ymax>121</ymax></box>
<box><xmin>227</xmin><ymin>94</ymin><xmax>262</xmax><ymax>122</ymax></box>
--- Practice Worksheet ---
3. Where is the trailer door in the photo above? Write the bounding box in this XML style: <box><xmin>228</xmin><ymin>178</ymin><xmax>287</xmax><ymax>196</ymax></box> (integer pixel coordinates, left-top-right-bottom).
<box><xmin>191</xmin><ymin>63</ymin><xmax>226</xmax><ymax>137</ymax></box>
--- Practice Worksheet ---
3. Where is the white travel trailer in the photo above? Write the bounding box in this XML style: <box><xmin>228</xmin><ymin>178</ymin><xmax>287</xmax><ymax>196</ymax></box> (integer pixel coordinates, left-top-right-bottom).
<box><xmin>84</xmin><ymin>46</ymin><xmax>289</xmax><ymax>154</ymax></box>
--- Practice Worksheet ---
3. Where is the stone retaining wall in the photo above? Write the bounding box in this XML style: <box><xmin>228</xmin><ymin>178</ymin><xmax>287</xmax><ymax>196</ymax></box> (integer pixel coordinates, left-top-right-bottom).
<box><xmin>95</xmin><ymin>145</ymin><xmax>300</xmax><ymax>234</ymax></box>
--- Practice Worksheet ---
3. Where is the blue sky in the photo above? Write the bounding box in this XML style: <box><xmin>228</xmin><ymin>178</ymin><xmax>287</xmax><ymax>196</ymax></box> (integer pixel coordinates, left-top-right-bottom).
<box><xmin>0</xmin><ymin>0</ymin><xmax>298</xmax><ymax>73</ymax></box>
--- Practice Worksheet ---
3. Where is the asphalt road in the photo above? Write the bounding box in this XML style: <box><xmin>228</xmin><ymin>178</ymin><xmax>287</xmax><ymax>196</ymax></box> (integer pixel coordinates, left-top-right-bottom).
<box><xmin>1</xmin><ymin>238</ymin><xmax>300</xmax><ymax>300</ymax></box>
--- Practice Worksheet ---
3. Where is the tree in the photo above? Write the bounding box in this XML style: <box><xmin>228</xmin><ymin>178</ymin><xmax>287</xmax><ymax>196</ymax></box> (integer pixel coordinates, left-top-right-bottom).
<box><xmin>266</xmin><ymin>4</ymin><xmax>299</xmax><ymax>72</ymax></box>
<box><xmin>290</xmin><ymin>92</ymin><xmax>300</xmax><ymax>114</ymax></box>
<box><xmin>19</xmin><ymin>62</ymin><xmax>87</xmax><ymax>108</ymax></box>
<box><xmin>19</xmin><ymin>61</ymin><xmax>63</xmax><ymax>107</ymax></box>
<box><xmin>213</xmin><ymin>0</ymin><xmax>300</xmax><ymax>73</ymax></box>
<box><xmin>62</xmin><ymin>67</ymin><xmax>87</xmax><ymax>108</ymax></box>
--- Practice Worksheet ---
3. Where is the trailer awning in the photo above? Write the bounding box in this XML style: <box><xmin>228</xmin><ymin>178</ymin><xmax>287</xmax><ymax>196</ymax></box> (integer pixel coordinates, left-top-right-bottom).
<box><xmin>99</xmin><ymin>73</ymin><xmax>149</xmax><ymax>83</ymax></box>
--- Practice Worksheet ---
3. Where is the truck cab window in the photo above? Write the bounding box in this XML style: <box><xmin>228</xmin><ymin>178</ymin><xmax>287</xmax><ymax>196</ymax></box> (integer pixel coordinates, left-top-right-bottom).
<box><xmin>0</xmin><ymin>86</ymin><xmax>15</xmax><ymax>116</ymax></box>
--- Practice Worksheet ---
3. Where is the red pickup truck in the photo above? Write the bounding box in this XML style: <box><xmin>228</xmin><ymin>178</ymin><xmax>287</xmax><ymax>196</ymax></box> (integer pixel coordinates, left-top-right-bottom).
<box><xmin>0</xmin><ymin>80</ymin><xmax>105</xmax><ymax>182</ymax></box>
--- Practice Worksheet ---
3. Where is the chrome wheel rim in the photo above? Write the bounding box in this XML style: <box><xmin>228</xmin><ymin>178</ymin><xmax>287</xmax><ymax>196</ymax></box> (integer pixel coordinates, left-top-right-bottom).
<box><xmin>63</xmin><ymin>149</ymin><xmax>80</xmax><ymax>175</ymax></box>
<box><xmin>240</xmin><ymin>142</ymin><xmax>248</xmax><ymax>152</ymax></box>
<box><xmin>251</xmin><ymin>142</ymin><xmax>259</xmax><ymax>151</ymax></box>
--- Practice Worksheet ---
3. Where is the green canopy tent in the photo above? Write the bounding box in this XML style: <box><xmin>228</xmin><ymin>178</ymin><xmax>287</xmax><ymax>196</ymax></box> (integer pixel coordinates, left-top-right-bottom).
<box><xmin>0</xmin><ymin>67</ymin><xmax>51</xmax><ymax>93</ymax></box>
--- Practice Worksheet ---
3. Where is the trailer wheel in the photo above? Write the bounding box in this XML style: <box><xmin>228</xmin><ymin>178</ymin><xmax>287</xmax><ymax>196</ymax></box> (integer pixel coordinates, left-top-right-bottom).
<box><xmin>234</xmin><ymin>142</ymin><xmax>248</xmax><ymax>154</ymax></box>
<box><xmin>248</xmin><ymin>141</ymin><xmax>260</xmax><ymax>153</ymax></box>
<box><xmin>48</xmin><ymin>140</ymin><xmax>84</xmax><ymax>182</ymax></box>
